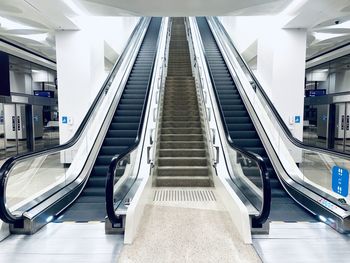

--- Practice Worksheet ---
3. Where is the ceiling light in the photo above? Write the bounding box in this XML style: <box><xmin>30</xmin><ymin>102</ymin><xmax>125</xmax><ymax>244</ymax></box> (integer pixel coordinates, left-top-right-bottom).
<box><xmin>313</xmin><ymin>32</ymin><xmax>346</xmax><ymax>41</ymax></box>
<box><xmin>280</xmin><ymin>0</ymin><xmax>308</xmax><ymax>16</ymax></box>
<box><xmin>325</xmin><ymin>20</ymin><xmax>350</xmax><ymax>30</ymax></box>
<box><xmin>0</xmin><ymin>16</ymin><xmax>34</xmax><ymax>30</ymax></box>
<box><xmin>62</xmin><ymin>0</ymin><xmax>86</xmax><ymax>16</ymax></box>
<box><xmin>17</xmin><ymin>33</ymin><xmax>48</xmax><ymax>42</ymax></box>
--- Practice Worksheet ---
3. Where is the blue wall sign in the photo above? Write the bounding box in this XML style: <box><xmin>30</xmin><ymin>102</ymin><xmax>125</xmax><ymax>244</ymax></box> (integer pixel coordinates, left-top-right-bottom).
<box><xmin>295</xmin><ymin>116</ymin><xmax>301</xmax><ymax>123</ymax></box>
<box><xmin>62</xmin><ymin>116</ymin><xmax>68</xmax><ymax>124</ymax></box>
<box><xmin>332</xmin><ymin>166</ymin><xmax>349</xmax><ymax>197</ymax></box>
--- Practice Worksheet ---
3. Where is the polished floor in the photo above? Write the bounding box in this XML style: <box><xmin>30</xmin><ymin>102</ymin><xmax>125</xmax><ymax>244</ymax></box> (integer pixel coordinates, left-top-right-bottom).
<box><xmin>253</xmin><ymin>222</ymin><xmax>350</xmax><ymax>263</ymax></box>
<box><xmin>1</xmin><ymin>208</ymin><xmax>349</xmax><ymax>262</ymax></box>
<box><xmin>118</xmin><ymin>187</ymin><xmax>260</xmax><ymax>262</ymax></box>
<box><xmin>0</xmin><ymin>223</ymin><xmax>123</xmax><ymax>263</ymax></box>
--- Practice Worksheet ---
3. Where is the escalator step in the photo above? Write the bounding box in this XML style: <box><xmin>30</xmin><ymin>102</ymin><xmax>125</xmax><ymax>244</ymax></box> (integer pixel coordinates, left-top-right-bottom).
<box><xmin>95</xmin><ymin>155</ymin><xmax>115</xmax><ymax>165</ymax></box>
<box><xmin>230</xmin><ymin>131</ymin><xmax>258</xmax><ymax>139</ymax></box>
<box><xmin>109</xmin><ymin>123</ymin><xmax>139</xmax><ymax>130</ymax></box>
<box><xmin>103</xmin><ymin>137</ymin><xmax>135</xmax><ymax>146</ymax></box>
<box><xmin>107</xmin><ymin>130</ymin><xmax>137</xmax><ymax>137</ymax></box>
<box><xmin>233</xmin><ymin>138</ymin><xmax>262</xmax><ymax>148</ymax></box>
<box><xmin>100</xmin><ymin>146</ymin><xmax>129</xmax><ymax>155</ymax></box>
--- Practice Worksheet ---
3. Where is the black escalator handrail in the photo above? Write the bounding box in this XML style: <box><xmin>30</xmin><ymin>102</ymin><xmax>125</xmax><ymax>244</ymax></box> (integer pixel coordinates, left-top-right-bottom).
<box><xmin>193</xmin><ymin>18</ymin><xmax>271</xmax><ymax>226</ymax></box>
<box><xmin>0</xmin><ymin>17</ymin><xmax>147</xmax><ymax>224</ymax></box>
<box><xmin>211</xmin><ymin>16</ymin><xmax>350</xmax><ymax>160</ymax></box>
<box><xmin>106</xmin><ymin>18</ymin><xmax>162</xmax><ymax>224</ymax></box>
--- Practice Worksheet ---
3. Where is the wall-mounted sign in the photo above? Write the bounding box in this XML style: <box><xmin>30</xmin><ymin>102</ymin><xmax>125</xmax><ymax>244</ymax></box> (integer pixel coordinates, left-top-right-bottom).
<box><xmin>62</xmin><ymin>116</ymin><xmax>68</xmax><ymax>124</ymax></box>
<box><xmin>332</xmin><ymin>166</ymin><xmax>349</xmax><ymax>197</ymax></box>
<box><xmin>34</xmin><ymin>90</ymin><xmax>54</xmax><ymax>98</ymax></box>
<box><xmin>295</xmin><ymin>116</ymin><xmax>301</xmax><ymax>124</ymax></box>
<box><xmin>305</xmin><ymin>89</ymin><xmax>326</xmax><ymax>97</ymax></box>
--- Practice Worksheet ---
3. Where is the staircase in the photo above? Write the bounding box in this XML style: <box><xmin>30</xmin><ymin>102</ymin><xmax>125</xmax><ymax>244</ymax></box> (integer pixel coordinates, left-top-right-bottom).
<box><xmin>155</xmin><ymin>18</ymin><xmax>212</xmax><ymax>187</ymax></box>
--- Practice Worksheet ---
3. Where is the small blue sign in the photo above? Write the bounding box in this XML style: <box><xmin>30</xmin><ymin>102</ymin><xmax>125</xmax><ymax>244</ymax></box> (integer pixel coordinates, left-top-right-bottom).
<box><xmin>332</xmin><ymin>166</ymin><xmax>349</xmax><ymax>197</ymax></box>
<box><xmin>62</xmin><ymin>116</ymin><xmax>68</xmax><ymax>124</ymax></box>
<box><xmin>295</xmin><ymin>116</ymin><xmax>301</xmax><ymax>123</ymax></box>
<box><xmin>322</xmin><ymin>115</ymin><xmax>327</xmax><ymax>121</ymax></box>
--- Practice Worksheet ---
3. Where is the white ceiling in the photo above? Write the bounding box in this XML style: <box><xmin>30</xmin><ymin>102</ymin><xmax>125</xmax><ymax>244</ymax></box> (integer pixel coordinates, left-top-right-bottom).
<box><xmin>0</xmin><ymin>0</ymin><xmax>349</xmax><ymax>62</ymax></box>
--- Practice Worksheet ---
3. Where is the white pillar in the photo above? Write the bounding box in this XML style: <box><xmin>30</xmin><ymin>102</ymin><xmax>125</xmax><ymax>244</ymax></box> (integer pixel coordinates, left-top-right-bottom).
<box><xmin>56</xmin><ymin>29</ymin><xmax>105</xmax><ymax>145</ymax></box>
<box><xmin>257</xmin><ymin>28</ymin><xmax>307</xmax><ymax>142</ymax></box>
<box><xmin>257</xmin><ymin>28</ymin><xmax>307</xmax><ymax>163</ymax></box>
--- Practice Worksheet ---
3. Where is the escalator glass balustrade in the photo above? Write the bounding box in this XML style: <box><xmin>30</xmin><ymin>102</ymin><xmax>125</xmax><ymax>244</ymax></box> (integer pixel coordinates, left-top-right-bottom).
<box><xmin>0</xmin><ymin>17</ymin><xmax>162</xmax><ymax>232</ymax></box>
<box><xmin>195</xmin><ymin>17</ymin><xmax>350</xmax><ymax>232</ymax></box>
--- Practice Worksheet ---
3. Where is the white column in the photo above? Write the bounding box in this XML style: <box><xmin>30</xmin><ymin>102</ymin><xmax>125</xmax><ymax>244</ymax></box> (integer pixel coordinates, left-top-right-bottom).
<box><xmin>56</xmin><ymin>29</ymin><xmax>105</xmax><ymax>145</ymax></box>
<box><xmin>257</xmin><ymin>28</ymin><xmax>307</xmax><ymax>141</ymax></box>
<box><xmin>257</xmin><ymin>28</ymin><xmax>307</xmax><ymax>162</ymax></box>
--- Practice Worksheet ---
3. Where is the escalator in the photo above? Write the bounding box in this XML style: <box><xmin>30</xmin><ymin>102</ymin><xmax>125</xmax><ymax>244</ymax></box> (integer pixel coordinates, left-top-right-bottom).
<box><xmin>56</xmin><ymin>18</ymin><xmax>162</xmax><ymax>222</ymax></box>
<box><xmin>196</xmin><ymin>17</ymin><xmax>316</xmax><ymax>222</ymax></box>
<box><xmin>0</xmin><ymin>17</ymin><xmax>162</xmax><ymax>233</ymax></box>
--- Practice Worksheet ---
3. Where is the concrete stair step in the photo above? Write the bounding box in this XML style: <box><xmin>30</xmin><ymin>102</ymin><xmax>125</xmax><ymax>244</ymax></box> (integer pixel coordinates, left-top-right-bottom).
<box><xmin>159</xmin><ymin>149</ymin><xmax>206</xmax><ymax>157</ymax></box>
<box><xmin>165</xmin><ymin>90</ymin><xmax>197</xmax><ymax>94</ymax></box>
<box><xmin>162</xmin><ymin>121</ymin><xmax>201</xmax><ymax>128</ymax></box>
<box><xmin>166</xmin><ymin>76</ymin><xmax>194</xmax><ymax>80</ymax></box>
<box><xmin>157</xmin><ymin>166</ymin><xmax>209</xmax><ymax>177</ymax></box>
<box><xmin>155</xmin><ymin>176</ymin><xmax>211</xmax><ymax>187</ymax></box>
<box><xmin>164</xmin><ymin>94</ymin><xmax>197</xmax><ymax>98</ymax></box>
<box><xmin>162</xmin><ymin>107</ymin><xmax>199</xmax><ymax>112</ymax></box>
<box><xmin>160</xmin><ymin>141</ymin><xmax>205</xmax><ymax>149</ymax></box>
<box><xmin>158</xmin><ymin>157</ymin><xmax>207</xmax><ymax>166</ymax></box>
<box><xmin>163</xmin><ymin>101</ymin><xmax>198</xmax><ymax>106</ymax></box>
<box><xmin>166</xmin><ymin>79</ymin><xmax>195</xmax><ymax>83</ymax></box>
<box><xmin>161</xmin><ymin>134</ymin><xmax>203</xmax><ymax>141</ymax></box>
<box><xmin>162</xmin><ymin>116</ymin><xmax>200</xmax><ymax>122</ymax></box>
<box><xmin>161</xmin><ymin>128</ymin><xmax>202</xmax><ymax>134</ymax></box>
<box><xmin>162</xmin><ymin>110</ymin><xmax>199</xmax><ymax>116</ymax></box>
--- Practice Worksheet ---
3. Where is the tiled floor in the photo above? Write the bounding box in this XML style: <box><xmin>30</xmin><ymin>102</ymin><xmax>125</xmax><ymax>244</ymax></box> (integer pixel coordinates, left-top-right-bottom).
<box><xmin>253</xmin><ymin>222</ymin><xmax>350</xmax><ymax>263</ymax></box>
<box><xmin>0</xmin><ymin>223</ymin><xmax>123</xmax><ymax>263</ymax></box>
<box><xmin>118</xmin><ymin>187</ymin><xmax>261</xmax><ymax>263</ymax></box>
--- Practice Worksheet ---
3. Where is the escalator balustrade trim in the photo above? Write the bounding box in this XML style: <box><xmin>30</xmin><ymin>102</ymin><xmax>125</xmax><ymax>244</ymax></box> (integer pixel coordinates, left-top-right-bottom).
<box><xmin>56</xmin><ymin>18</ymin><xmax>162</xmax><ymax>222</ymax></box>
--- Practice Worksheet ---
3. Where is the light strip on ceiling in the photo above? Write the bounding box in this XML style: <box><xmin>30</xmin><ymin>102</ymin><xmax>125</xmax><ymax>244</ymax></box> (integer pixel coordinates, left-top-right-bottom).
<box><xmin>0</xmin><ymin>16</ymin><xmax>34</xmax><ymax>30</ymax></box>
<box><xmin>280</xmin><ymin>0</ymin><xmax>308</xmax><ymax>16</ymax></box>
<box><xmin>16</xmin><ymin>33</ymin><xmax>48</xmax><ymax>42</ymax></box>
<box><xmin>325</xmin><ymin>20</ymin><xmax>350</xmax><ymax>30</ymax></box>
<box><xmin>313</xmin><ymin>32</ymin><xmax>346</xmax><ymax>41</ymax></box>
<box><xmin>62</xmin><ymin>0</ymin><xmax>86</xmax><ymax>16</ymax></box>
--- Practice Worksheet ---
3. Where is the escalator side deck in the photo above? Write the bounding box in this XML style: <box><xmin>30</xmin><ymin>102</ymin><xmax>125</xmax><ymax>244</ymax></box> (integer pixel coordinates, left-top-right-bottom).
<box><xmin>55</xmin><ymin>18</ymin><xmax>162</xmax><ymax>222</ymax></box>
<box><xmin>196</xmin><ymin>17</ymin><xmax>316</xmax><ymax>222</ymax></box>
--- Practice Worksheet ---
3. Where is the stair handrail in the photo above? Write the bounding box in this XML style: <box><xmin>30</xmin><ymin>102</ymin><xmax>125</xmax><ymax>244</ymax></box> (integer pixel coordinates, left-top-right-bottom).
<box><xmin>0</xmin><ymin>17</ymin><xmax>148</xmax><ymax>224</ymax></box>
<box><xmin>105</xmin><ymin>18</ymin><xmax>166</xmax><ymax>224</ymax></box>
<box><xmin>189</xmin><ymin>17</ymin><xmax>271</xmax><ymax>227</ymax></box>
<box><xmin>210</xmin><ymin>16</ymin><xmax>350</xmax><ymax>161</ymax></box>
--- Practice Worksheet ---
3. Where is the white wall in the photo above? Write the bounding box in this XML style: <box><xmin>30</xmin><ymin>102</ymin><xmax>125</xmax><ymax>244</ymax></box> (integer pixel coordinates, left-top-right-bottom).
<box><xmin>330</xmin><ymin>70</ymin><xmax>350</xmax><ymax>93</ymax></box>
<box><xmin>56</xmin><ymin>17</ymin><xmax>140</xmax><ymax>149</ymax></box>
<box><xmin>72</xmin><ymin>17</ymin><xmax>140</xmax><ymax>67</ymax></box>
<box><xmin>309</xmin><ymin>69</ymin><xmax>350</xmax><ymax>94</ymax></box>
<box><xmin>219</xmin><ymin>16</ymin><xmax>278</xmax><ymax>63</ymax></box>
<box><xmin>56</xmin><ymin>30</ymin><xmax>96</xmax><ymax>145</ymax></box>
<box><xmin>10</xmin><ymin>71</ymin><xmax>34</xmax><ymax>95</ymax></box>
<box><xmin>257</xmin><ymin>28</ymin><xmax>307</xmax><ymax>142</ymax></box>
